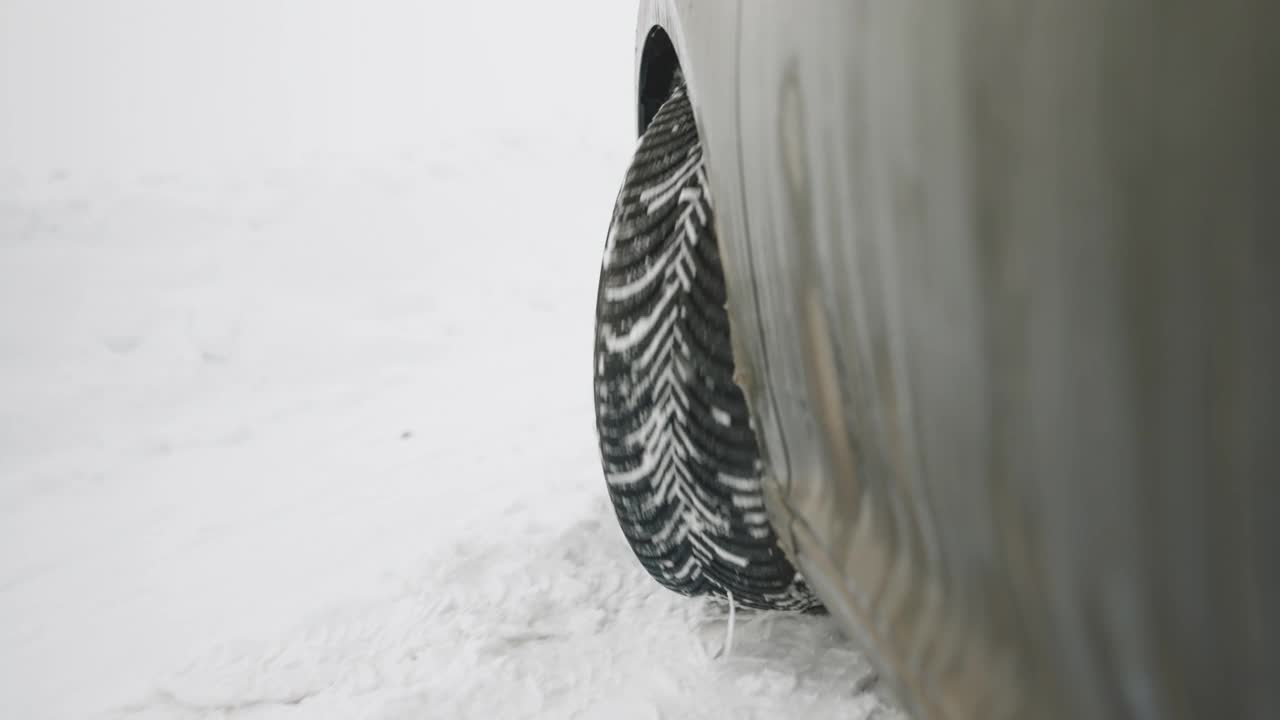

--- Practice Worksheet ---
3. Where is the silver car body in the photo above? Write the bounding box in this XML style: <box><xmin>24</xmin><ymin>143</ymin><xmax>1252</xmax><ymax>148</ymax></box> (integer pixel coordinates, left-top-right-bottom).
<box><xmin>635</xmin><ymin>2</ymin><xmax>1279</xmax><ymax>719</ymax></box>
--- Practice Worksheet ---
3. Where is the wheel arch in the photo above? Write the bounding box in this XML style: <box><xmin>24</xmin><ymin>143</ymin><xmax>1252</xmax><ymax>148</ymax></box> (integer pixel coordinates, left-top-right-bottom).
<box><xmin>637</xmin><ymin>26</ymin><xmax>680</xmax><ymax>136</ymax></box>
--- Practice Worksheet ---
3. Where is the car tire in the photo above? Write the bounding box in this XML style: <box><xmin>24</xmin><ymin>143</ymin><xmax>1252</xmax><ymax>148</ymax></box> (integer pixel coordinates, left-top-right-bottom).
<box><xmin>593</xmin><ymin>75</ymin><xmax>820</xmax><ymax>612</ymax></box>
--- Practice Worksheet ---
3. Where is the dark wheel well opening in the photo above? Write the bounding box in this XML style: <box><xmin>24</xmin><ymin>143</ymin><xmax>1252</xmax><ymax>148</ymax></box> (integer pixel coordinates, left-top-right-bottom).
<box><xmin>638</xmin><ymin>27</ymin><xmax>679</xmax><ymax>135</ymax></box>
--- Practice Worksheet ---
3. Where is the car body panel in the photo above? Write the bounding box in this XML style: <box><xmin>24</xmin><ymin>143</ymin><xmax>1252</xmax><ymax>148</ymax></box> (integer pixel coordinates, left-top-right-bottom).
<box><xmin>636</xmin><ymin>2</ymin><xmax>1279</xmax><ymax>719</ymax></box>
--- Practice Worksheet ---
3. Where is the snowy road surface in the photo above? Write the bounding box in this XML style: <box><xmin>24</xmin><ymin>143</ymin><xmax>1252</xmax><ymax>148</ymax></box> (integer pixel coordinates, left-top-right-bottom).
<box><xmin>1</xmin><ymin>2</ymin><xmax>898</xmax><ymax>718</ymax></box>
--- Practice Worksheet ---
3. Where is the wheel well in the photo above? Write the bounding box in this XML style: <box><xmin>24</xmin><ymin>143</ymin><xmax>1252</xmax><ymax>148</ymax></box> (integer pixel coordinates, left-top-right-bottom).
<box><xmin>638</xmin><ymin>27</ymin><xmax>679</xmax><ymax>135</ymax></box>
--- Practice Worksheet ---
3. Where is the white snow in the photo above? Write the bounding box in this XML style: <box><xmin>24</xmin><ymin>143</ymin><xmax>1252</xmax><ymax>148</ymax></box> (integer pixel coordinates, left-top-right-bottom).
<box><xmin>1</xmin><ymin>1</ymin><xmax>901</xmax><ymax>718</ymax></box>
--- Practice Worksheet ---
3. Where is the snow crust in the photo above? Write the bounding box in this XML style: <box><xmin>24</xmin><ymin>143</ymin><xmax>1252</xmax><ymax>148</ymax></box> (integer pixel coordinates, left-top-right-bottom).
<box><xmin>0</xmin><ymin>1</ymin><xmax>900</xmax><ymax>717</ymax></box>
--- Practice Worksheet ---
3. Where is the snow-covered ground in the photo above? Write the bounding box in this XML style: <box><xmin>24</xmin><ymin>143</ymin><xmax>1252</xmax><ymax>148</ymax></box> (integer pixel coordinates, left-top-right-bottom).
<box><xmin>1</xmin><ymin>2</ymin><xmax>898</xmax><ymax>718</ymax></box>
